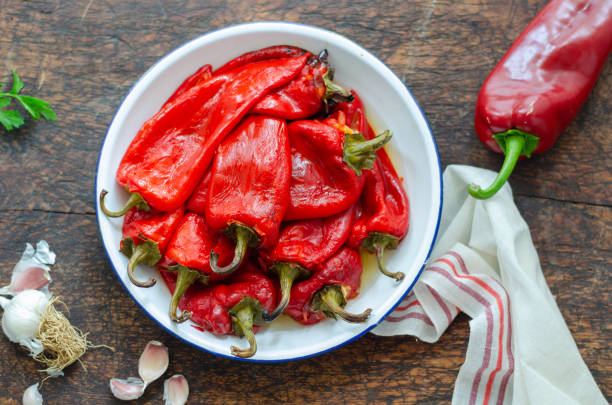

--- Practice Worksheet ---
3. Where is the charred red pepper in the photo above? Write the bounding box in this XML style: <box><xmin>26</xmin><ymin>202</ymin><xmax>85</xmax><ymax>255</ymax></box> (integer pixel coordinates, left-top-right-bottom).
<box><xmin>261</xmin><ymin>205</ymin><xmax>356</xmax><ymax>321</ymax></box>
<box><xmin>160</xmin><ymin>262</ymin><xmax>276</xmax><ymax>358</ymax></box>
<box><xmin>284</xmin><ymin>119</ymin><xmax>391</xmax><ymax>221</ymax></box>
<box><xmin>117</xmin><ymin>206</ymin><xmax>183</xmax><ymax>288</ymax></box>
<box><xmin>161</xmin><ymin>212</ymin><xmax>234</xmax><ymax>323</ymax></box>
<box><xmin>100</xmin><ymin>54</ymin><xmax>307</xmax><ymax>214</ymax></box>
<box><xmin>286</xmin><ymin>247</ymin><xmax>371</xmax><ymax>325</ymax></box>
<box><xmin>469</xmin><ymin>0</ymin><xmax>612</xmax><ymax>199</ymax></box>
<box><xmin>333</xmin><ymin>92</ymin><xmax>410</xmax><ymax>281</ymax></box>
<box><xmin>206</xmin><ymin>116</ymin><xmax>291</xmax><ymax>275</ymax></box>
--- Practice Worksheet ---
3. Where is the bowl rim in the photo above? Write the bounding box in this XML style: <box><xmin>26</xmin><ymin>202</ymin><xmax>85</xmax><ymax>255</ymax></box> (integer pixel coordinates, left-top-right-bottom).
<box><xmin>95</xmin><ymin>21</ymin><xmax>443</xmax><ymax>363</ymax></box>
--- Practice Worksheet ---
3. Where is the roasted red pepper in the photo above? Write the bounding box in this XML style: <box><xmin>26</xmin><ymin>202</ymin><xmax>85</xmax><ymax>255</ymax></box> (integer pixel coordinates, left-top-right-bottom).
<box><xmin>118</xmin><ymin>206</ymin><xmax>183</xmax><ymax>288</ymax></box>
<box><xmin>160</xmin><ymin>262</ymin><xmax>276</xmax><ymax>358</ymax></box>
<box><xmin>261</xmin><ymin>205</ymin><xmax>356</xmax><ymax>321</ymax></box>
<box><xmin>284</xmin><ymin>119</ymin><xmax>391</xmax><ymax>221</ymax></box>
<box><xmin>206</xmin><ymin>116</ymin><xmax>291</xmax><ymax>275</ymax></box>
<box><xmin>469</xmin><ymin>0</ymin><xmax>612</xmax><ymax>199</ymax></box>
<box><xmin>184</xmin><ymin>169</ymin><xmax>211</xmax><ymax>216</ymax></box>
<box><xmin>164</xmin><ymin>65</ymin><xmax>212</xmax><ymax>106</ymax></box>
<box><xmin>286</xmin><ymin>247</ymin><xmax>371</xmax><ymax>325</ymax></box>
<box><xmin>160</xmin><ymin>212</ymin><xmax>234</xmax><ymax>322</ymax></box>
<box><xmin>332</xmin><ymin>92</ymin><xmax>410</xmax><ymax>281</ymax></box>
<box><xmin>100</xmin><ymin>54</ymin><xmax>307</xmax><ymax>214</ymax></box>
<box><xmin>213</xmin><ymin>45</ymin><xmax>307</xmax><ymax>75</ymax></box>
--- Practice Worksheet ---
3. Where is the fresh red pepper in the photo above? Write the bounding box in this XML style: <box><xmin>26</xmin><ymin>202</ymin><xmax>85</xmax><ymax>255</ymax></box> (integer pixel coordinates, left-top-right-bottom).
<box><xmin>284</xmin><ymin>119</ymin><xmax>391</xmax><ymax>221</ymax></box>
<box><xmin>469</xmin><ymin>0</ymin><xmax>612</xmax><ymax>199</ymax></box>
<box><xmin>160</xmin><ymin>212</ymin><xmax>235</xmax><ymax>322</ymax></box>
<box><xmin>160</xmin><ymin>262</ymin><xmax>276</xmax><ymax>358</ymax></box>
<box><xmin>206</xmin><ymin>116</ymin><xmax>291</xmax><ymax>275</ymax></box>
<box><xmin>100</xmin><ymin>54</ymin><xmax>307</xmax><ymax>214</ymax></box>
<box><xmin>261</xmin><ymin>205</ymin><xmax>356</xmax><ymax>321</ymax></box>
<box><xmin>118</xmin><ymin>206</ymin><xmax>183</xmax><ymax>288</ymax></box>
<box><xmin>332</xmin><ymin>92</ymin><xmax>410</xmax><ymax>281</ymax></box>
<box><xmin>285</xmin><ymin>247</ymin><xmax>371</xmax><ymax>325</ymax></box>
<box><xmin>164</xmin><ymin>65</ymin><xmax>212</xmax><ymax>106</ymax></box>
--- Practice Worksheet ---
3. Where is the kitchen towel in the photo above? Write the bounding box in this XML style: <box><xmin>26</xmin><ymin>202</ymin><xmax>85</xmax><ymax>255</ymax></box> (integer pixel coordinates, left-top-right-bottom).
<box><xmin>372</xmin><ymin>165</ymin><xmax>606</xmax><ymax>405</ymax></box>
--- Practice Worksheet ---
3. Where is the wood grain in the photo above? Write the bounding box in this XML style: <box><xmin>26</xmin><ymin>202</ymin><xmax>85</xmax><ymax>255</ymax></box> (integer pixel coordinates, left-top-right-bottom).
<box><xmin>0</xmin><ymin>0</ymin><xmax>609</xmax><ymax>403</ymax></box>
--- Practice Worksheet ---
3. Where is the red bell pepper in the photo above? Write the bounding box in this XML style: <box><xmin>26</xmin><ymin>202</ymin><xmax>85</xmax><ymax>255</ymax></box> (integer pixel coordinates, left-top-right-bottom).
<box><xmin>332</xmin><ymin>92</ymin><xmax>410</xmax><ymax>281</ymax></box>
<box><xmin>100</xmin><ymin>54</ymin><xmax>307</xmax><ymax>214</ymax></box>
<box><xmin>284</xmin><ymin>119</ymin><xmax>391</xmax><ymax>221</ymax></box>
<box><xmin>469</xmin><ymin>0</ymin><xmax>612</xmax><ymax>199</ymax></box>
<box><xmin>261</xmin><ymin>205</ymin><xmax>356</xmax><ymax>321</ymax></box>
<box><xmin>285</xmin><ymin>247</ymin><xmax>371</xmax><ymax>325</ymax></box>
<box><xmin>118</xmin><ymin>206</ymin><xmax>183</xmax><ymax>288</ymax></box>
<box><xmin>160</xmin><ymin>262</ymin><xmax>276</xmax><ymax>358</ymax></box>
<box><xmin>160</xmin><ymin>212</ymin><xmax>234</xmax><ymax>322</ymax></box>
<box><xmin>206</xmin><ymin>116</ymin><xmax>291</xmax><ymax>275</ymax></box>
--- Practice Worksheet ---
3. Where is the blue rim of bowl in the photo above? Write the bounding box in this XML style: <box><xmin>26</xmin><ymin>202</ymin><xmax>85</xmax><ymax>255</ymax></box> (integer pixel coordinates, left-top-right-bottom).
<box><xmin>95</xmin><ymin>21</ymin><xmax>443</xmax><ymax>363</ymax></box>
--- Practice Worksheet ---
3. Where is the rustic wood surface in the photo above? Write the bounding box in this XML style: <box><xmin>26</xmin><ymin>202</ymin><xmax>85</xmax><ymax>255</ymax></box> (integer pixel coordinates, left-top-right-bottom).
<box><xmin>0</xmin><ymin>0</ymin><xmax>609</xmax><ymax>403</ymax></box>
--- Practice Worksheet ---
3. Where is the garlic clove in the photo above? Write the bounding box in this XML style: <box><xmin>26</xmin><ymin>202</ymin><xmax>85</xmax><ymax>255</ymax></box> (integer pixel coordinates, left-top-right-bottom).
<box><xmin>163</xmin><ymin>374</ymin><xmax>189</xmax><ymax>405</ymax></box>
<box><xmin>109</xmin><ymin>377</ymin><xmax>146</xmax><ymax>401</ymax></box>
<box><xmin>10</xmin><ymin>267</ymin><xmax>51</xmax><ymax>294</ymax></box>
<box><xmin>138</xmin><ymin>340</ymin><xmax>169</xmax><ymax>384</ymax></box>
<box><xmin>23</xmin><ymin>383</ymin><xmax>43</xmax><ymax>405</ymax></box>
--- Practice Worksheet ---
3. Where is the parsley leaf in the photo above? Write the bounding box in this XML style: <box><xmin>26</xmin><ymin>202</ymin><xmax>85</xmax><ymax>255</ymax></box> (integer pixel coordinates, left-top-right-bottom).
<box><xmin>0</xmin><ymin>69</ymin><xmax>57</xmax><ymax>131</ymax></box>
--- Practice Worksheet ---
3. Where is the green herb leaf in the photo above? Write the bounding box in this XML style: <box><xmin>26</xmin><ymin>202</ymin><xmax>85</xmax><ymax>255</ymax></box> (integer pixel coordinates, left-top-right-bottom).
<box><xmin>0</xmin><ymin>69</ymin><xmax>57</xmax><ymax>131</ymax></box>
<box><xmin>0</xmin><ymin>110</ymin><xmax>25</xmax><ymax>131</ymax></box>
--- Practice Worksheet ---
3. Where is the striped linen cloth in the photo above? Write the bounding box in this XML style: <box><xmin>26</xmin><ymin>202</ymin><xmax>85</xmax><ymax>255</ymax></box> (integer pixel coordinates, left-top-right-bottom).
<box><xmin>372</xmin><ymin>165</ymin><xmax>606</xmax><ymax>405</ymax></box>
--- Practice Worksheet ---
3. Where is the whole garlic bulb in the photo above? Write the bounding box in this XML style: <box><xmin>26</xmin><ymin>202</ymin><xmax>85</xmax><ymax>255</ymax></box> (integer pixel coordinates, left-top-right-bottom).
<box><xmin>1</xmin><ymin>289</ymin><xmax>49</xmax><ymax>356</ymax></box>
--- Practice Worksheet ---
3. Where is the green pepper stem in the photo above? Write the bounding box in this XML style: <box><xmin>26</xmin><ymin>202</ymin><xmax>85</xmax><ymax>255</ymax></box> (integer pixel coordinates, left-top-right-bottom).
<box><xmin>468</xmin><ymin>134</ymin><xmax>526</xmax><ymax>199</ymax></box>
<box><xmin>362</xmin><ymin>232</ymin><xmax>403</xmax><ymax>281</ymax></box>
<box><xmin>323</xmin><ymin>70</ymin><xmax>353</xmax><ymax>103</ymax></box>
<box><xmin>374</xmin><ymin>242</ymin><xmax>404</xmax><ymax>281</ymax></box>
<box><xmin>318</xmin><ymin>285</ymin><xmax>372</xmax><ymax>323</ymax></box>
<box><xmin>169</xmin><ymin>267</ymin><xmax>202</xmax><ymax>323</ymax></box>
<box><xmin>127</xmin><ymin>244</ymin><xmax>156</xmax><ymax>288</ymax></box>
<box><xmin>230</xmin><ymin>306</ymin><xmax>257</xmax><ymax>358</ymax></box>
<box><xmin>210</xmin><ymin>224</ymin><xmax>258</xmax><ymax>275</ymax></box>
<box><xmin>263</xmin><ymin>263</ymin><xmax>310</xmax><ymax>322</ymax></box>
<box><xmin>99</xmin><ymin>189</ymin><xmax>150</xmax><ymax>218</ymax></box>
<box><xmin>343</xmin><ymin>130</ymin><xmax>392</xmax><ymax>175</ymax></box>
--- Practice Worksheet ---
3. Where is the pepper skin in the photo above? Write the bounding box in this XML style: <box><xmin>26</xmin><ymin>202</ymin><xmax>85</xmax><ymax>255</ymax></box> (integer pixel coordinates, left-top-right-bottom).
<box><xmin>207</xmin><ymin>116</ymin><xmax>291</xmax><ymax>275</ymax></box>
<box><xmin>185</xmin><ymin>169</ymin><xmax>211</xmax><ymax>216</ymax></box>
<box><xmin>286</xmin><ymin>247</ymin><xmax>371</xmax><ymax>325</ymax></box>
<box><xmin>261</xmin><ymin>205</ymin><xmax>356</xmax><ymax>321</ymax></box>
<box><xmin>160</xmin><ymin>262</ymin><xmax>276</xmax><ymax>358</ymax></box>
<box><xmin>119</xmin><ymin>206</ymin><xmax>184</xmax><ymax>288</ymax></box>
<box><xmin>469</xmin><ymin>0</ymin><xmax>612</xmax><ymax>199</ymax></box>
<box><xmin>284</xmin><ymin>120</ymin><xmax>391</xmax><ymax>221</ymax></box>
<box><xmin>213</xmin><ymin>45</ymin><xmax>307</xmax><ymax>75</ymax></box>
<box><xmin>161</xmin><ymin>212</ymin><xmax>235</xmax><ymax>323</ymax></box>
<box><xmin>333</xmin><ymin>92</ymin><xmax>410</xmax><ymax>281</ymax></box>
<box><xmin>103</xmin><ymin>54</ymin><xmax>307</xmax><ymax>214</ymax></box>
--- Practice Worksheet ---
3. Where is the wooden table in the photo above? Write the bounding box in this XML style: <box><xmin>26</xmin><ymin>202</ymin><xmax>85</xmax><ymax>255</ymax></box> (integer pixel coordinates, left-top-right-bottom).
<box><xmin>0</xmin><ymin>1</ymin><xmax>609</xmax><ymax>403</ymax></box>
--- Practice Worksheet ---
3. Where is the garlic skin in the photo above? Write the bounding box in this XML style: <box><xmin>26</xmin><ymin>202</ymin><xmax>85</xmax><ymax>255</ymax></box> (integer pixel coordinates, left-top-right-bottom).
<box><xmin>1</xmin><ymin>289</ymin><xmax>48</xmax><ymax>356</ymax></box>
<box><xmin>163</xmin><ymin>374</ymin><xmax>189</xmax><ymax>405</ymax></box>
<box><xmin>109</xmin><ymin>377</ymin><xmax>146</xmax><ymax>401</ymax></box>
<box><xmin>138</xmin><ymin>340</ymin><xmax>169</xmax><ymax>384</ymax></box>
<box><xmin>0</xmin><ymin>241</ymin><xmax>55</xmax><ymax>297</ymax></box>
<box><xmin>22</xmin><ymin>383</ymin><xmax>43</xmax><ymax>405</ymax></box>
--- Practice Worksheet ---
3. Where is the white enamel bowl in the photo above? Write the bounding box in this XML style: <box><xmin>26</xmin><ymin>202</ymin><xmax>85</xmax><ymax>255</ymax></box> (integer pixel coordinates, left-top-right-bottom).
<box><xmin>96</xmin><ymin>22</ymin><xmax>442</xmax><ymax>362</ymax></box>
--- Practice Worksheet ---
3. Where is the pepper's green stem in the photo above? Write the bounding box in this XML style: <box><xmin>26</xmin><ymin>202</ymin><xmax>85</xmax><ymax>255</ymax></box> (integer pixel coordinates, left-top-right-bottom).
<box><xmin>362</xmin><ymin>232</ymin><xmax>404</xmax><ymax>281</ymax></box>
<box><xmin>126</xmin><ymin>244</ymin><xmax>158</xmax><ymax>288</ymax></box>
<box><xmin>210</xmin><ymin>224</ymin><xmax>259</xmax><ymax>275</ymax></box>
<box><xmin>343</xmin><ymin>130</ymin><xmax>392</xmax><ymax>175</ymax></box>
<box><xmin>166</xmin><ymin>265</ymin><xmax>208</xmax><ymax>323</ymax></box>
<box><xmin>262</xmin><ymin>263</ymin><xmax>311</xmax><ymax>322</ymax></box>
<box><xmin>99</xmin><ymin>189</ymin><xmax>150</xmax><ymax>218</ymax></box>
<box><xmin>468</xmin><ymin>130</ymin><xmax>539</xmax><ymax>199</ymax></box>
<box><xmin>229</xmin><ymin>297</ymin><xmax>265</xmax><ymax>358</ymax></box>
<box><xmin>313</xmin><ymin>285</ymin><xmax>372</xmax><ymax>323</ymax></box>
<box><xmin>323</xmin><ymin>70</ymin><xmax>354</xmax><ymax>103</ymax></box>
